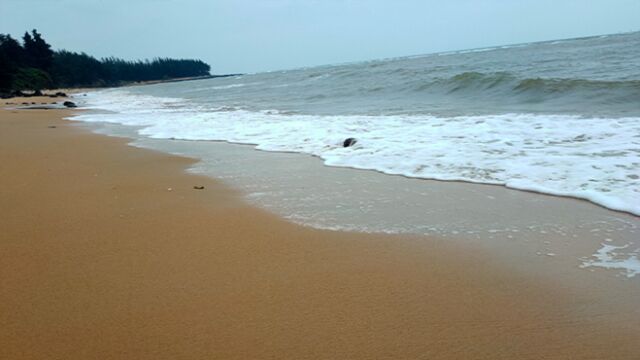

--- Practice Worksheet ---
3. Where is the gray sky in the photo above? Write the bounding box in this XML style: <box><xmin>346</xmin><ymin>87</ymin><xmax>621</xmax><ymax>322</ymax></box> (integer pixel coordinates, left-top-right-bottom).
<box><xmin>1</xmin><ymin>0</ymin><xmax>638</xmax><ymax>73</ymax></box>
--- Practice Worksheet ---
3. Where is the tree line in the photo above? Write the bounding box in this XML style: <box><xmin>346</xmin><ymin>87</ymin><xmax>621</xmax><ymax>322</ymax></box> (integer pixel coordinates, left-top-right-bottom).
<box><xmin>0</xmin><ymin>29</ymin><xmax>211</xmax><ymax>93</ymax></box>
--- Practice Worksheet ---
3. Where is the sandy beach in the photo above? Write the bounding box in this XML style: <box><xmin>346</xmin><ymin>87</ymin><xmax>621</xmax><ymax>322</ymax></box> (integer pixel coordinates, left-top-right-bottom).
<box><xmin>1</xmin><ymin>99</ymin><xmax>639</xmax><ymax>359</ymax></box>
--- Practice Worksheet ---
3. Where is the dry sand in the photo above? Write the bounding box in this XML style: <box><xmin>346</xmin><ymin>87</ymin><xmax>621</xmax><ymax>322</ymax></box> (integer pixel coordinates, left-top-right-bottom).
<box><xmin>1</xmin><ymin>99</ymin><xmax>639</xmax><ymax>359</ymax></box>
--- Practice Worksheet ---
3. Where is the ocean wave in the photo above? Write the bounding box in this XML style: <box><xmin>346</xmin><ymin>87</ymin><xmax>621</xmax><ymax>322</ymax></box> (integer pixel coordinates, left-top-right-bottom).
<box><xmin>513</xmin><ymin>77</ymin><xmax>640</xmax><ymax>94</ymax></box>
<box><xmin>308</xmin><ymin>69</ymin><xmax>640</xmax><ymax>110</ymax></box>
<box><xmin>74</xmin><ymin>90</ymin><xmax>640</xmax><ymax>216</ymax></box>
<box><xmin>414</xmin><ymin>71</ymin><xmax>640</xmax><ymax>96</ymax></box>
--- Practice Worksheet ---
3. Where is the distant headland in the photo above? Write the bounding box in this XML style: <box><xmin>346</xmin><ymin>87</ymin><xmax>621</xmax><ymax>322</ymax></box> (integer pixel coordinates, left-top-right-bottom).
<box><xmin>0</xmin><ymin>29</ymin><xmax>236</xmax><ymax>97</ymax></box>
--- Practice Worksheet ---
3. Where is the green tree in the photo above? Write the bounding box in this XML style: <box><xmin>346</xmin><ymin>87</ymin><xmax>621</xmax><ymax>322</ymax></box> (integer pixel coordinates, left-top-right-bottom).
<box><xmin>2</xmin><ymin>29</ymin><xmax>212</xmax><ymax>92</ymax></box>
<box><xmin>0</xmin><ymin>52</ymin><xmax>12</xmax><ymax>90</ymax></box>
<box><xmin>11</xmin><ymin>68</ymin><xmax>52</xmax><ymax>91</ymax></box>
<box><xmin>51</xmin><ymin>50</ymin><xmax>105</xmax><ymax>87</ymax></box>
<box><xmin>0</xmin><ymin>34</ymin><xmax>27</xmax><ymax>90</ymax></box>
<box><xmin>23</xmin><ymin>29</ymin><xmax>53</xmax><ymax>70</ymax></box>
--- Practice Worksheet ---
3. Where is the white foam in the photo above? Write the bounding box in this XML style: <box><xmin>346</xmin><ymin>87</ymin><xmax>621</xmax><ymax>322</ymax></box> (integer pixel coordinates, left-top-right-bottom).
<box><xmin>73</xmin><ymin>89</ymin><xmax>640</xmax><ymax>216</ymax></box>
<box><xmin>581</xmin><ymin>243</ymin><xmax>640</xmax><ymax>278</ymax></box>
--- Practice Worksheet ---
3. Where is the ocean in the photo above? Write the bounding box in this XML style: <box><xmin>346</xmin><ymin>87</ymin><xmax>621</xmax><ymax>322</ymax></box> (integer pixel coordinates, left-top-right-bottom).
<box><xmin>69</xmin><ymin>31</ymin><xmax>640</xmax><ymax>277</ymax></box>
<box><xmin>74</xmin><ymin>31</ymin><xmax>639</xmax><ymax>216</ymax></box>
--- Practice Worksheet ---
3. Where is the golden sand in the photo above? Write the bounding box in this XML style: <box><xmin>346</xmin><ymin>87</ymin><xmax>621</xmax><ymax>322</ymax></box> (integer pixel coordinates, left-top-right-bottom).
<box><xmin>1</xmin><ymin>99</ymin><xmax>638</xmax><ymax>359</ymax></box>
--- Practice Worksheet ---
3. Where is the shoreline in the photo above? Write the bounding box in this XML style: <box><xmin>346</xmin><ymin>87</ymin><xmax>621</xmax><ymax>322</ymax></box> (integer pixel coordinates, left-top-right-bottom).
<box><xmin>0</xmin><ymin>75</ymin><xmax>239</xmax><ymax>101</ymax></box>
<box><xmin>179</xmin><ymin>138</ymin><xmax>640</xmax><ymax>218</ymax></box>
<box><xmin>73</xmin><ymin>86</ymin><xmax>640</xmax><ymax>219</ymax></box>
<box><xmin>2</xmin><ymin>99</ymin><xmax>640</xmax><ymax>359</ymax></box>
<box><xmin>82</xmin><ymin>119</ymin><xmax>639</xmax><ymax>281</ymax></box>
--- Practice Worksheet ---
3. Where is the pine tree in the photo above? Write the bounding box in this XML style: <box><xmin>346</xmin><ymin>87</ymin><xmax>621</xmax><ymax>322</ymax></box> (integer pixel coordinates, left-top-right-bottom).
<box><xmin>0</xmin><ymin>35</ymin><xmax>27</xmax><ymax>90</ymax></box>
<box><xmin>22</xmin><ymin>31</ymin><xmax>34</xmax><ymax>68</ymax></box>
<box><xmin>23</xmin><ymin>29</ymin><xmax>53</xmax><ymax>70</ymax></box>
<box><xmin>2</xmin><ymin>29</ymin><xmax>211</xmax><ymax>92</ymax></box>
<box><xmin>0</xmin><ymin>51</ymin><xmax>12</xmax><ymax>90</ymax></box>
<box><xmin>1</xmin><ymin>34</ymin><xmax>27</xmax><ymax>66</ymax></box>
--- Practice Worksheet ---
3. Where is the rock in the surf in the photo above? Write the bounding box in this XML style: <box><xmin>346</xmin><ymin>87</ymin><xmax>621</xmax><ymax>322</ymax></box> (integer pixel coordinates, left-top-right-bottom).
<box><xmin>343</xmin><ymin>137</ymin><xmax>357</xmax><ymax>147</ymax></box>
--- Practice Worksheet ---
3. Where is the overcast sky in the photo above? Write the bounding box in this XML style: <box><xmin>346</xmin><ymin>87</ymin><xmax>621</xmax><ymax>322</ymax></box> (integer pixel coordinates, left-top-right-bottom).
<box><xmin>1</xmin><ymin>0</ymin><xmax>638</xmax><ymax>73</ymax></box>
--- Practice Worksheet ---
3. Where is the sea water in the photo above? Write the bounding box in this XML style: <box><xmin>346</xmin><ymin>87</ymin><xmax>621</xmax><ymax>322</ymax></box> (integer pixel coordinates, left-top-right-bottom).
<box><xmin>70</xmin><ymin>31</ymin><xmax>640</xmax><ymax>277</ymax></box>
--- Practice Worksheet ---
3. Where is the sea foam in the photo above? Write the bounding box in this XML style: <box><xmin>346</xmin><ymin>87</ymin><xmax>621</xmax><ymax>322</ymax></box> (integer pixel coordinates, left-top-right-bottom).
<box><xmin>73</xmin><ymin>89</ymin><xmax>640</xmax><ymax>216</ymax></box>
<box><xmin>581</xmin><ymin>243</ymin><xmax>640</xmax><ymax>278</ymax></box>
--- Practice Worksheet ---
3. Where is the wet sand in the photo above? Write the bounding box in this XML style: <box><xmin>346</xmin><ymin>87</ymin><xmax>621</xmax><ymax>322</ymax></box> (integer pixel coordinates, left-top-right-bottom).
<box><xmin>1</xmin><ymin>99</ymin><xmax>639</xmax><ymax>359</ymax></box>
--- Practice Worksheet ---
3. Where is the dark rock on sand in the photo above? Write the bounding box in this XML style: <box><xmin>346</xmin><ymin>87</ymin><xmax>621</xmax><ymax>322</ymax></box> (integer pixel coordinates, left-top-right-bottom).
<box><xmin>48</xmin><ymin>92</ymin><xmax>67</xmax><ymax>98</ymax></box>
<box><xmin>63</xmin><ymin>101</ymin><xmax>77</xmax><ymax>108</ymax></box>
<box><xmin>193</xmin><ymin>186</ymin><xmax>205</xmax><ymax>190</ymax></box>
